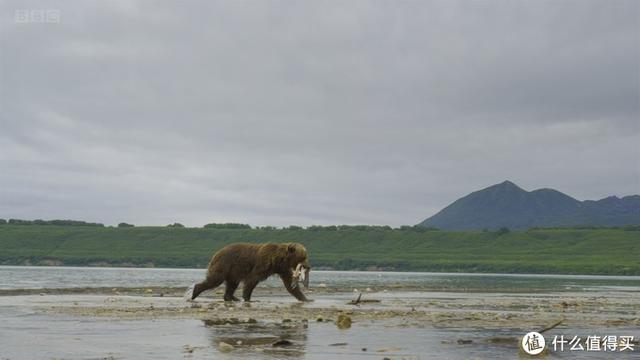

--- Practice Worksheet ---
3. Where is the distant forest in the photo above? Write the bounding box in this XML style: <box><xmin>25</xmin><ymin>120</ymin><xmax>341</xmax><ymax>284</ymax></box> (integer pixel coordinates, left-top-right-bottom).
<box><xmin>2</xmin><ymin>218</ymin><xmax>638</xmax><ymax>232</ymax></box>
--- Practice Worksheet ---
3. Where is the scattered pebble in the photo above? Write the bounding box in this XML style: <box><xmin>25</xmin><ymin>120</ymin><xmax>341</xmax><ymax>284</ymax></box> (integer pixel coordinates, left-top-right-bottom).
<box><xmin>272</xmin><ymin>339</ymin><xmax>293</xmax><ymax>347</ymax></box>
<box><xmin>203</xmin><ymin>318</ymin><xmax>257</xmax><ymax>326</ymax></box>
<box><xmin>376</xmin><ymin>347</ymin><xmax>401</xmax><ymax>352</ymax></box>
<box><xmin>336</xmin><ymin>314</ymin><xmax>352</xmax><ymax>329</ymax></box>
<box><xmin>218</xmin><ymin>342</ymin><xmax>234</xmax><ymax>352</ymax></box>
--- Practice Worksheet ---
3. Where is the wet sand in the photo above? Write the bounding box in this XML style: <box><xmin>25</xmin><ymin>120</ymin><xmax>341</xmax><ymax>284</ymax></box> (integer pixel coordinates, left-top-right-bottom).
<box><xmin>1</xmin><ymin>285</ymin><xmax>639</xmax><ymax>359</ymax></box>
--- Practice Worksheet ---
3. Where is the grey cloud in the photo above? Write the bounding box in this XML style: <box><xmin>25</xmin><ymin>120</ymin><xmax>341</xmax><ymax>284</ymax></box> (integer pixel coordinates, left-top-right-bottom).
<box><xmin>0</xmin><ymin>0</ymin><xmax>638</xmax><ymax>226</ymax></box>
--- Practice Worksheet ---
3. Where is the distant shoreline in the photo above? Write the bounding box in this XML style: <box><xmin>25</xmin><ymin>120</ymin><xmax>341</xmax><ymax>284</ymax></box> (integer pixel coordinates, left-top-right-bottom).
<box><xmin>3</xmin><ymin>265</ymin><xmax>640</xmax><ymax>280</ymax></box>
<box><xmin>2</xmin><ymin>225</ymin><xmax>639</xmax><ymax>276</ymax></box>
<box><xmin>2</xmin><ymin>259</ymin><xmax>638</xmax><ymax>276</ymax></box>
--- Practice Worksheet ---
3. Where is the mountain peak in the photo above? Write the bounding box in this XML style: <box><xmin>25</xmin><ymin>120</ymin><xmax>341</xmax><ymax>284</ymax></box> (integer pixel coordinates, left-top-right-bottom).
<box><xmin>492</xmin><ymin>180</ymin><xmax>524</xmax><ymax>190</ymax></box>
<box><xmin>479</xmin><ymin>180</ymin><xmax>526</xmax><ymax>195</ymax></box>
<box><xmin>418</xmin><ymin>182</ymin><xmax>640</xmax><ymax>230</ymax></box>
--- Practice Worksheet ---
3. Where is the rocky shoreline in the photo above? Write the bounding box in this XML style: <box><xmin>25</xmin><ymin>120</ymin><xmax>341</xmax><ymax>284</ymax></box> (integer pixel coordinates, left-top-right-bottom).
<box><xmin>30</xmin><ymin>285</ymin><xmax>639</xmax><ymax>331</ymax></box>
<box><xmin>2</xmin><ymin>285</ymin><xmax>638</xmax><ymax>358</ymax></box>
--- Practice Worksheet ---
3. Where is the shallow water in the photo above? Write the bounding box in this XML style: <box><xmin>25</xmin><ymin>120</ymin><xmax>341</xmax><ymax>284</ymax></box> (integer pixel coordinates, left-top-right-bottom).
<box><xmin>0</xmin><ymin>311</ymin><xmax>481</xmax><ymax>359</ymax></box>
<box><xmin>1</xmin><ymin>266</ymin><xmax>639</xmax><ymax>292</ymax></box>
<box><xmin>1</xmin><ymin>266</ymin><xmax>639</xmax><ymax>359</ymax></box>
<box><xmin>1</xmin><ymin>294</ymin><xmax>637</xmax><ymax>360</ymax></box>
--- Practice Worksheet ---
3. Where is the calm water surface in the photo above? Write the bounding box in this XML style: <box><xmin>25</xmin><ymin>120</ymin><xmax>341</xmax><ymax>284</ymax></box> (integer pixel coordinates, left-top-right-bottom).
<box><xmin>1</xmin><ymin>266</ymin><xmax>639</xmax><ymax>291</ymax></box>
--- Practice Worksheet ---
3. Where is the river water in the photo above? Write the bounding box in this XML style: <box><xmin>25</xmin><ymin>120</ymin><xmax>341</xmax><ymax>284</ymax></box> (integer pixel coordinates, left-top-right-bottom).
<box><xmin>1</xmin><ymin>265</ymin><xmax>639</xmax><ymax>291</ymax></box>
<box><xmin>1</xmin><ymin>266</ymin><xmax>638</xmax><ymax>359</ymax></box>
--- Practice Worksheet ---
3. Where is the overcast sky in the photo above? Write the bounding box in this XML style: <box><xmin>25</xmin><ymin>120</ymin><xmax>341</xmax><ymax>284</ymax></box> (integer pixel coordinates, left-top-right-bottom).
<box><xmin>0</xmin><ymin>0</ymin><xmax>638</xmax><ymax>227</ymax></box>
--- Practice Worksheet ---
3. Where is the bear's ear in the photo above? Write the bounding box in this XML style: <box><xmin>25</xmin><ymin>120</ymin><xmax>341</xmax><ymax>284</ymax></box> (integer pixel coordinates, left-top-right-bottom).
<box><xmin>287</xmin><ymin>243</ymin><xmax>297</xmax><ymax>253</ymax></box>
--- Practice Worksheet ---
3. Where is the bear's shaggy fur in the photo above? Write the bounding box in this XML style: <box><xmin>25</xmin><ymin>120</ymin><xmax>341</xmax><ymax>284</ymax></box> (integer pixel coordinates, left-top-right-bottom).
<box><xmin>187</xmin><ymin>242</ymin><xmax>311</xmax><ymax>302</ymax></box>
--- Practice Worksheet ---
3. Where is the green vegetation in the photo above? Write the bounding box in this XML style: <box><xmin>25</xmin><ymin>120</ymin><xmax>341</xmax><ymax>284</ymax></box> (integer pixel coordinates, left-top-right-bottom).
<box><xmin>0</xmin><ymin>224</ymin><xmax>638</xmax><ymax>275</ymax></box>
<box><xmin>203</xmin><ymin>223</ymin><xmax>252</xmax><ymax>229</ymax></box>
<box><xmin>166</xmin><ymin>223</ymin><xmax>185</xmax><ymax>228</ymax></box>
<box><xmin>2</xmin><ymin>219</ymin><xmax>104</xmax><ymax>227</ymax></box>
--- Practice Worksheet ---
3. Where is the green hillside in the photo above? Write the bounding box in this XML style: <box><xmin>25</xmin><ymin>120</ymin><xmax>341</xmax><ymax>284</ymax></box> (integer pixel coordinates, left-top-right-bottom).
<box><xmin>1</xmin><ymin>224</ymin><xmax>639</xmax><ymax>275</ymax></box>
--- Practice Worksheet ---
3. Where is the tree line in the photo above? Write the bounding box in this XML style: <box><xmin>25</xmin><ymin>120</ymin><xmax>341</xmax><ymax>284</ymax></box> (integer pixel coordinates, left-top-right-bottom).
<box><xmin>0</xmin><ymin>219</ymin><xmax>105</xmax><ymax>227</ymax></box>
<box><xmin>0</xmin><ymin>219</ymin><xmax>439</xmax><ymax>231</ymax></box>
<box><xmin>1</xmin><ymin>219</ymin><xmax>636</xmax><ymax>232</ymax></box>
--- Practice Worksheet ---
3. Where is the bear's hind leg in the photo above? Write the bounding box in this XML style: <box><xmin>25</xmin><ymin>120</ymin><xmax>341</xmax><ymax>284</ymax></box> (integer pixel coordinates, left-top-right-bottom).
<box><xmin>190</xmin><ymin>274</ymin><xmax>224</xmax><ymax>300</ymax></box>
<box><xmin>224</xmin><ymin>280</ymin><xmax>240</xmax><ymax>301</ymax></box>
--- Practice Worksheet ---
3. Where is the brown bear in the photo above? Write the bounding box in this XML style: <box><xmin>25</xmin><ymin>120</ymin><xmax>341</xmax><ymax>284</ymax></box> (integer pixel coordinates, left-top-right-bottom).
<box><xmin>185</xmin><ymin>242</ymin><xmax>311</xmax><ymax>302</ymax></box>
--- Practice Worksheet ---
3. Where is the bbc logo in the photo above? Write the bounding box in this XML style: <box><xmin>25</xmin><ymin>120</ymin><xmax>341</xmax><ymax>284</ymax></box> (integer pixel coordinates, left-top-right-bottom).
<box><xmin>15</xmin><ymin>9</ymin><xmax>60</xmax><ymax>23</ymax></box>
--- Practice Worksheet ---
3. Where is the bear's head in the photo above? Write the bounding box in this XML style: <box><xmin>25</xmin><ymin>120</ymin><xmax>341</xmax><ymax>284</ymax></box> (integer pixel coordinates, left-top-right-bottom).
<box><xmin>285</xmin><ymin>243</ymin><xmax>308</xmax><ymax>266</ymax></box>
<box><xmin>285</xmin><ymin>243</ymin><xmax>310</xmax><ymax>288</ymax></box>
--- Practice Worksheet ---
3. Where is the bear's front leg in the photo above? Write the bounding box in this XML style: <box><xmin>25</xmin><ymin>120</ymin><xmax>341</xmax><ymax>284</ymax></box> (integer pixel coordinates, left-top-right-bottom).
<box><xmin>279</xmin><ymin>273</ymin><xmax>310</xmax><ymax>302</ymax></box>
<box><xmin>242</xmin><ymin>277</ymin><xmax>260</xmax><ymax>302</ymax></box>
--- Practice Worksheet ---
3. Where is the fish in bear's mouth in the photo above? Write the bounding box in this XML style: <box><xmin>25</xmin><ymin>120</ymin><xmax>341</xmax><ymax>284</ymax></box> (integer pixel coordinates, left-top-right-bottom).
<box><xmin>291</xmin><ymin>263</ymin><xmax>309</xmax><ymax>289</ymax></box>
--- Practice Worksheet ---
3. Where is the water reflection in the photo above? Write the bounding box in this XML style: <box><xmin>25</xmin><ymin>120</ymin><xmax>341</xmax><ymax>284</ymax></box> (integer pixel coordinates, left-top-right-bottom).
<box><xmin>202</xmin><ymin>315</ymin><xmax>308</xmax><ymax>358</ymax></box>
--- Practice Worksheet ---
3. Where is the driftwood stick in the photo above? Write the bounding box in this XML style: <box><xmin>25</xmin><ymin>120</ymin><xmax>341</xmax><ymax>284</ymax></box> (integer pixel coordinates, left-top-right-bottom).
<box><xmin>347</xmin><ymin>292</ymin><xmax>363</xmax><ymax>305</ymax></box>
<box><xmin>347</xmin><ymin>292</ymin><xmax>380</xmax><ymax>305</ymax></box>
<box><xmin>538</xmin><ymin>319</ymin><xmax>564</xmax><ymax>334</ymax></box>
<box><xmin>354</xmin><ymin>292</ymin><xmax>362</xmax><ymax>304</ymax></box>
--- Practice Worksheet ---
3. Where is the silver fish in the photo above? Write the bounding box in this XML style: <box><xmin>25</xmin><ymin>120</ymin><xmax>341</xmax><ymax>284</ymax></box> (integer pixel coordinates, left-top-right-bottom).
<box><xmin>292</xmin><ymin>263</ymin><xmax>309</xmax><ymax>289</ymax></box>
